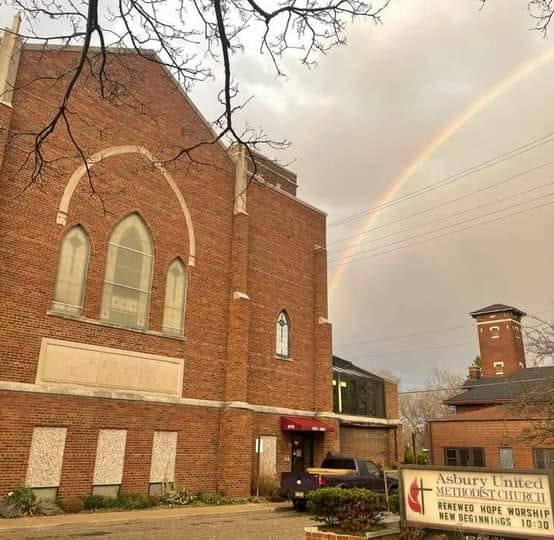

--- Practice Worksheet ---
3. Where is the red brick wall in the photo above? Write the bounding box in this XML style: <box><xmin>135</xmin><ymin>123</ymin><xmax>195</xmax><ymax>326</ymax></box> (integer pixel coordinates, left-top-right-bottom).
<box><xmin>246</xmin><ymin>182</ymin><xmax>328</xmax><ymax>411</ymax></box>
<box><xmin>0</xmin><ymin>49</ymin><xmax>234</xmax><ymax>399</ymax></box>
<box><xmin>385</xmin><ymin>380</ymin><xmax>399</xmax><ymax>419</ymax></box>
<box><xmin>339</xmin><ymin>426</ymin><xmax>399</xmax><ymax>467</ymax></box>
<box><xmin>0</xmin><ymin>48</ymin><xmax>333</xmax><ymax>498</ymax></box>
<box><xmin>0</xmin><ymin>48</ymin><xmax>330</xmax><ymax>406</ymax></box>
<box><xmin>429</xmin><ymin>418</ymin><xmax>554</xmax><ymax>469</ymax></box>
<box><xmin>0</xmin><ymin>391</ymin><xmax>221</xmax><ymax>498</ymax></box>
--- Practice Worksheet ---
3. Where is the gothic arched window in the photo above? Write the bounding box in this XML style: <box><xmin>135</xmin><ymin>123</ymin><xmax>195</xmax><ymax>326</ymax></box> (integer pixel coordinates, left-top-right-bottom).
<box><xmin>52</xmin><ymin>226</ymin><xmax>90</xmax><ymax>315</ymax></box>
<box><xmin>162</xmin><ymin>258</ymin><xmax>187</xmax><ymax>335</ymax></box>
<box><xmin>101</xmin><ymin>213</ymin><xmax>153</xmax><ymax>329</ymax></box>
<box><xmin>276</xmin><ymin>310</ymin><xmax>290</xmax><ymax>358</ymax></box>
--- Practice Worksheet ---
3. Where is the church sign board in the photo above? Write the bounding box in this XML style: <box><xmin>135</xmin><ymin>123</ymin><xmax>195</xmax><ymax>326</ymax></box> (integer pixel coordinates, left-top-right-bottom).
<box><xmin>400</xmin><ymin>465</ymin><xmax>554</xmax><ymax>538</ymax></box>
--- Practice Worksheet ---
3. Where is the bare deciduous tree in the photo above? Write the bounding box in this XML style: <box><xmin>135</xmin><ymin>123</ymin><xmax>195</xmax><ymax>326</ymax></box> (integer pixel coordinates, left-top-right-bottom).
<box><xmin>508</xmin><ymin>318</ymin><xmax>554</xmax><ymax>445</ymax></box>
<box><xmin>1</xmin><ymin>0</ymin><xmax>389</xmax><ymax>185</ymax></box>
<box><xmin>400</xmin><ymin>369</ymin><xmax>464</xmax><ymax>454</ymax></box>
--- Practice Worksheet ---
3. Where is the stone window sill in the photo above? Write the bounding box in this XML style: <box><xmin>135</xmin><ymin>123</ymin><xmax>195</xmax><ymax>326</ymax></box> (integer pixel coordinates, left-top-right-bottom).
<box><xmin>46</xmin><ymin>310</ymin><xmax>186</xmax><ymax>341</ymax></box>
<box><xmin>275</xmin><ymin>355</ymin><xmax>293</xmax><ymax>362</ymax></box>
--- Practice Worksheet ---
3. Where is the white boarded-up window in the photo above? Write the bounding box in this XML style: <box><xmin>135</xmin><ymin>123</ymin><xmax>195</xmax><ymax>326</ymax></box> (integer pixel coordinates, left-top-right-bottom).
<box><xmin>93</xmin><ymin>429</ymin><xmax>127</xmax><ymax>486</ymax></box>
<box><xmin>150</xmin><ymin>431</ymin><xmax>178</xmax><ymax>483</ymax></box>
<box><xmin>259</xmin><ymin>435</ymin><xmax>277</xmax><ymax>478</ymax></box>
<box><xmin>26</xmin><ymin>427</ymin><xmax>67</xmax><ymax>488</ymax></box>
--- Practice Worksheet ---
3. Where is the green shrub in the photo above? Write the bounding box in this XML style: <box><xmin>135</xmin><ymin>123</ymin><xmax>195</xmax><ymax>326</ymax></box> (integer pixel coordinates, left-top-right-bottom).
<box><xmin>83</xmin><ymin>492</ymin><xmax>156</xmax><ymax>511</ymax></box>
<box><xmin>194</xmin><ymin>491</ymin><xmax>250</xmax><ymax>506</ymax></box>
<box><xmin>307</xmin><ymin>487</ymin><xmax>386</xmax><ymax>534</ymax></box>
<box><xmin>83</xmin><ymin>494</ymin><xmax>117</xmax><ymax>510</ymax></box>
<box><xmin>387</xmin><ymin>492</ymin><xmax>400</xmax><ymax>514</ymax></box>
<box><xmin>117</xmin><ymin>492</ymin><xmax>156</xmax><ymax>509</ymax></box>
<box><xmin>195</xmin><ymin>491</ymin><xmax>228</xmax><ymax>505</ymax></box>
<box><xmin>6</xmin><ymin>487</ymin><xmax>36</xmax><ymax>515</ymax></box>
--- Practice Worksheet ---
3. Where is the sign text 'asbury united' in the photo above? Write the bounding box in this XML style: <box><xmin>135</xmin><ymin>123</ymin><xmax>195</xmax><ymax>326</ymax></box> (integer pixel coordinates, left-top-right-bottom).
<box><xmin>400</xmin><ymin>466</ymin><xmax>554</xmax><ymax>538</ymax></box>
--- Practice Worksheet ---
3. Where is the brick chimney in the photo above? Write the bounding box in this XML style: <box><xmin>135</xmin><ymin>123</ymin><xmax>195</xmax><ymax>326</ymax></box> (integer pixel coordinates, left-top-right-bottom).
<box><xmin>469</xmin><ymin>304</ymin><xmax>526</xmax><ymax>378</ymax></box>
<box><xmin>468</xmin><ymin>365</ymin><xmax>481</xmax><ymax>380</ymax></box>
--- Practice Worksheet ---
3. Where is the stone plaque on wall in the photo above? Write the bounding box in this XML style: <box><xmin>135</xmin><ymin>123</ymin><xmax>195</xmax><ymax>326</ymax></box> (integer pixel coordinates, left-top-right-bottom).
<box><xmin>36</xmin><ymin>338</ymin><xmax>184</xmax><ymax>396</ymax></box>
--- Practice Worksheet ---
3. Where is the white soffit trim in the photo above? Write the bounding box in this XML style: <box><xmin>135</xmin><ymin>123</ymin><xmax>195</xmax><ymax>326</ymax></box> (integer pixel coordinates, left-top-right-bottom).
<box><xmin>477</xmin><ymin>319</ymin><xmax>521</xmax><ymax>326</ymax></box>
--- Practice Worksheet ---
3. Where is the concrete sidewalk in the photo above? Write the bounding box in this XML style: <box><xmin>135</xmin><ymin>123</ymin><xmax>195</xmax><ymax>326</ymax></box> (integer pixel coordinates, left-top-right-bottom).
<box><xmin>0</xmin><ymin>501</ymin><xmax>291</xmax><ymax>533</ymax></box>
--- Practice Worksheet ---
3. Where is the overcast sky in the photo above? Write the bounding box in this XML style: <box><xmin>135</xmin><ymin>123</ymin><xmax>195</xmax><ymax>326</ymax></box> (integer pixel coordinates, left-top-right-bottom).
<box><xmin>211</xmin><ymin>0</ymin><xmax>554</xmax><ymax>388</ymax></box>
<box><xmin>2</xmin><ymin>1</ymin><xmax>554</xmax><ymax>388</ymax></box>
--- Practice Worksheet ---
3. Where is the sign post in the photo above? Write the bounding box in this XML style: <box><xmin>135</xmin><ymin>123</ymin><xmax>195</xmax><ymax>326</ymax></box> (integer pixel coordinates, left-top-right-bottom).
<box><xmin>400</xmin><ymin>465</ymin><xmax>554</xmax><ymax>538</ymax></box>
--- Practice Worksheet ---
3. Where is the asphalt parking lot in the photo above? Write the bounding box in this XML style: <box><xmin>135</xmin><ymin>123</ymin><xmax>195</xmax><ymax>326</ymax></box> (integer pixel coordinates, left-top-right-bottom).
<box><xmin>0</xmin><ymin>505</ymin><xmax>313</xmax><ymax>540</ymax></box>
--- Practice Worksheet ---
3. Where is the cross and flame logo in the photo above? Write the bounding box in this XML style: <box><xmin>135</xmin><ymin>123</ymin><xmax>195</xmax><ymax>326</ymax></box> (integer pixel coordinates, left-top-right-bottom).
<box><xmin>407</xmin><ymin>478</ymin><xmax>432</xmax><ymax>515</ymax></box>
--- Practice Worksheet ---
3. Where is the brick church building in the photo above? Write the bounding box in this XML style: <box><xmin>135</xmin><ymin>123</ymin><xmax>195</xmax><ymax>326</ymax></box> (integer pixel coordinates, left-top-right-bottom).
<box><xmin>429</xmin><ymin>304</ymin><xmax>554</xmax><ymax>471</ymax></box>
<box><xmin>0</xmin><ymin>19</ymin><xmax>399</xmax><ymax>500</ymax></box>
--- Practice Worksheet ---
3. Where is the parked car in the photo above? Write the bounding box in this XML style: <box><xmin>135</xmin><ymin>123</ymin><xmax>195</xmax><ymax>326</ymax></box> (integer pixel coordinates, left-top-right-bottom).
<box><xmin>280</xmin><ymin>455</ymin><xmax>398</xmax><ymax>510</ymax></box>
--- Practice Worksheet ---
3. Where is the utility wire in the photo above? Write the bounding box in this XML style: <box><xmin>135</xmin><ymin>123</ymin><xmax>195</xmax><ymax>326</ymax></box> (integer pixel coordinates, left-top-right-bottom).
<box><xmin>329</xmin><ymin>131</ymin><xmax>554</xmax><ymax>229</ymax></box>
<box><xmin>329</xmin><ymin>189</ymin><xmax>554</xmax><ymax>264</ymax></box>
<box><xmin>344</xmin><ymin>341</ymin><xmax>475</xmax><ymax>360</ymax></box>
<box><xmin>335</xmin><ymin>308</ymin><xmax>554</xmax><ymax>348</ymax></box>
<box><xmin>335</xmin><ymin>323</ymin><xmax>473</xmax><ymax>347</ymax></box>
<box><xmin>328</xmin><ymin>193</ymin><xmax>554</xmax><ymax>268</ymax></box>
<box><xmin>328</xmin><ymin>159</ymin><xmax>554</xmax><ymax>249</ymax></box>
<box><xmin>330</xmin><ymin>179</ymin><xmax>554</xmax><ymax>256</ymax></box>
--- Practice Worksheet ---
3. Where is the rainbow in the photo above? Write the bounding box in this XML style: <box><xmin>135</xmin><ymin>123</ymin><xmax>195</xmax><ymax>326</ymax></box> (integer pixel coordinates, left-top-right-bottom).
<box><xmin>328</xmin><ymin>46</ymin><xmax>554</xmax><ymax>297</ymax></box>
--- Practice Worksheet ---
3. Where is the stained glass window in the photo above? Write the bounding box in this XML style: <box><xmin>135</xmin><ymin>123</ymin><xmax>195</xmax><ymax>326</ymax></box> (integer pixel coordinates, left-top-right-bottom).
<box><xmin>52</xmin><ymin>226</ymin><xmax>89</xmax><ymax>315</ymax></box>
<box><xmin>162</xmin><ymin>259</ymin><xmax>187</xmax><ymax>335</ymax></box>
<box><xmin>101</xmin><ymin>214</ymin><xmax>153</xmax><ymax>329</ymax></box>
<box><xmin>276</xmin><ymin>310</ymin><xmax>290</xmax><ymax>358</ymax></box>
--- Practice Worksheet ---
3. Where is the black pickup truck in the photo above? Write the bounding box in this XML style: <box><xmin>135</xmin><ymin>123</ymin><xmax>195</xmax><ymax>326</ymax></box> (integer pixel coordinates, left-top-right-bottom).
<box><xmin>281</xmin><ymin>455</ymin><xmax>398</xmax><ymax>510</ymax></box>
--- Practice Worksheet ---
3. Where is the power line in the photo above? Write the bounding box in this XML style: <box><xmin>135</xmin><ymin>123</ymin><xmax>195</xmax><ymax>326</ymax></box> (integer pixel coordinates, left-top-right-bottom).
<box><xmin>328</xmin><ymin>159</ymin><xmax>554</xmax><ymax>249</ymax></box>
<box><xmin>328</xmin><ymin>193</ymin><xmax>554</xmax><ymax>268</ymax></box>
<box><xmin>342</xmin><ymin>341</ymin><xmax>476</xmax><ymax>361</ymax></box>
<box><xmin>329</xmin><ymin>189</ymin><xmax>554</xmax><ymax>264</ymax></box>
<box><xmin>328</xmin><ymin>131</ymin><xmax>554</xmax><ymax>229</ymax></box>
<box><xmin>335</xmin><ymin>309</ymin><xmax>554</xmax><ymax>348</ymax></box>
<box><xmin>335</xmin><ymin>323</ymin><xmax>473</xmax><ymax>347</ymax></box>
<box><xmin>330</xmin><ymin>179</ymin><xmax>554</xmax><ymax>256</ymax></box>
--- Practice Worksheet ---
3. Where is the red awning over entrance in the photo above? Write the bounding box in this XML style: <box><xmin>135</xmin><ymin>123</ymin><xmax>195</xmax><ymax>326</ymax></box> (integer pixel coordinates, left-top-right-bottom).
<box><xmin>280</xmin><ymin>416</ymin><xmax>335</xmax><ymax>432</ymax></box>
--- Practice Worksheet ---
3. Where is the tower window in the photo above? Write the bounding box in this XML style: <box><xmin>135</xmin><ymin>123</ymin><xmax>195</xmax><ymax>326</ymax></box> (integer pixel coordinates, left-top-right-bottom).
<box><xmin>490</xmin><ymin>326</ymin><xmax>500</xmax><ymax>339</ymax></box>
<box><xmin>493</xmin><ymin>361</ymin><xmax>504</xmax><ymax>375</ymax></box>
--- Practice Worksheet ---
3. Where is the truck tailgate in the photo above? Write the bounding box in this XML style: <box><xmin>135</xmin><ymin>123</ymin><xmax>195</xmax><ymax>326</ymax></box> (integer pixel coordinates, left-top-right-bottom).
<box><xmin>280</xmin><ymin>472</ymin><xmax>318</xmax><ymax>498</ymax></box>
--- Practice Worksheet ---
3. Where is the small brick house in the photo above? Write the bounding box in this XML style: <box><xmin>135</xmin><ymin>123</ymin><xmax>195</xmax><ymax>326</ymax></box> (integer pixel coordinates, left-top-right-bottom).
<box><xmin>0</xmin><ymin>20</ymin><xmax>400</xmax><ymax>500</ymax></box>
<box><xmin>429</xmin><ymin>303</ymin><xmax>554</xmax><ymax>471</ymax></box>
<box><xmin>332</xmin><ymin>356</ymin><xmax>401</xmax><ymax>467</ymax></box>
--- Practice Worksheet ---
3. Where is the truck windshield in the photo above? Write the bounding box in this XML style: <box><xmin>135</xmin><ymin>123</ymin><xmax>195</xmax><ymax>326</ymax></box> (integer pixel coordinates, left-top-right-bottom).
<box><xmin>321</xmin><ymin>458</ymin><xmax>355</xmax><ymax>469</ymax></box>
